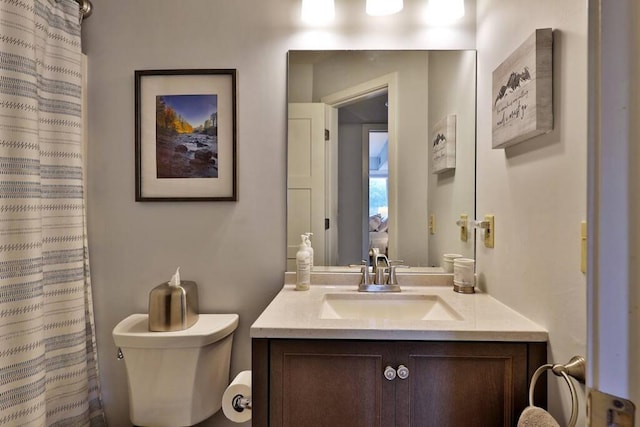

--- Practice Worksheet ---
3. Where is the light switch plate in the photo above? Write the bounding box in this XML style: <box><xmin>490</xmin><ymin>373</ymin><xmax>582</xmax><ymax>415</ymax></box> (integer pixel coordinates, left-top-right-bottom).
<box><xmin>581</xmin><ymin>221</ymin><xmax>587</xmax><ymax>273</ymax></box>
<box><xmin>484</xmin><ymin>215</ymin><xmax>495</xmax><ymax>248</ymax></box>
<box><xmin>460</xmin><ymin>214</ymin><xmax>468</xmax><ymax>242</ymax></box>
<box><xmin>588</xmin><ymin>389</ymin><xmax>635</xmax><ymax>427</ymax></box>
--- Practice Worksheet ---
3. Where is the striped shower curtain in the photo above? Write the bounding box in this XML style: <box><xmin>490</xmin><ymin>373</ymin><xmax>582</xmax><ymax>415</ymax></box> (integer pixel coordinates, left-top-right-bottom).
<box><xmin>0</xmin><ymin>0</ymin><xmax>105</xmax><ymax>425</ymax></box>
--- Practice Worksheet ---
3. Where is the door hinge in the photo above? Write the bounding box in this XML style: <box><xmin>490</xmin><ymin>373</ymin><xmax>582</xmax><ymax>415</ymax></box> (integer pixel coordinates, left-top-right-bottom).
<box><xmin>324</xmin><ymin>129</ymin><xmax>330</xmax><ymax>141</ymax></box>
<box><xmin>588</xmin><ymin>389</ymin><xmax>635</xmax><ymax>427</ymax></box>
<box><xmin>325</xmin><ymin>218</ymin><xmax>330</xmax><ymax>230</ymax></box>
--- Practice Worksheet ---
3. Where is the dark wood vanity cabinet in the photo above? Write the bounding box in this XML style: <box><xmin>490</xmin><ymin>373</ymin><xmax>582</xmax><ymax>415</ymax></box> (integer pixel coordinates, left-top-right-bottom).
<box><xmin>252</xmin><ymin>339</ymin><xmax>547</xmax><ymax>427</ymax></box>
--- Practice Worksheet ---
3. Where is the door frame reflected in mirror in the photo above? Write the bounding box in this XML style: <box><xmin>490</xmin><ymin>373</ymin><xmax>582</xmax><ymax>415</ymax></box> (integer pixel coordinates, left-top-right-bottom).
<box><xmin>320</xmin><ymin>73</ymin><xmax>399</xmax><ymax>264</ymax></box>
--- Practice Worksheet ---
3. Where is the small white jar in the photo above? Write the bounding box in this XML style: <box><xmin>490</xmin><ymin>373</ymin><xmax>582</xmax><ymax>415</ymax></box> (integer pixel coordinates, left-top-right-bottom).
<box><xmin>453</xmin><ymin>257</ymin><xmax>475</xmax><ymax>293</ymax></box>
<box><xmin>442</xmin><ymin>253</ymin><xmax>464</xmax><ymax>273</ymax></box>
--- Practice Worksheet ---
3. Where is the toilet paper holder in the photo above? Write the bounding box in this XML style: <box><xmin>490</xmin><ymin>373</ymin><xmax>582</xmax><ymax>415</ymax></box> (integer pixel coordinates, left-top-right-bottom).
<box><xmin>231</xmin><ymin>394</ymin><xmax>252</xmax><ymax>412</ymax></box>
<box><xmin>223</xmin><ymin>370</ymin><xmax>252</xmax><ymax>422</ymax></box>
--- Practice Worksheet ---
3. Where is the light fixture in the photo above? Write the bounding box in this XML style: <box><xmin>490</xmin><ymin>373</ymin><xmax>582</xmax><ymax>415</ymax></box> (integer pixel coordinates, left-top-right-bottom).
<box><xmin>301</xmin><ymin>0</ymin><xmax>335</xmax><ymax>25</ymax></box>
<box><xmin>366</xmin><ymin>0</ymin><xmax>403</xmax><ymax>16</ymax></box>
<box><xmin>426</xmin><ymin>0</ymin><xmax>465</xmax><ymax>24</ymax></box>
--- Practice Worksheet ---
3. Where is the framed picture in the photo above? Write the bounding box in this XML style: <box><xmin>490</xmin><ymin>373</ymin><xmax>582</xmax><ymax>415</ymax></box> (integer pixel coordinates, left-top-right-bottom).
<box><xmin>492</xmin><ymin>28</ymin><xmax>553</xmax><ymax>149</ymax></box>
<box><xmin>135</xmin><ymin>69</ymin><xmax>237</xmax><ymax>201</ymax></box>
<box><xmin>432</xmin><ymin>114</ymin><xmax>456</xmax><ymax>174</ymax></box>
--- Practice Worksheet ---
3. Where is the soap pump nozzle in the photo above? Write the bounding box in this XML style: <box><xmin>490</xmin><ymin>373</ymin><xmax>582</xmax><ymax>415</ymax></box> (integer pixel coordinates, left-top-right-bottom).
<box><xmin>168</xmin><ymin>267</ymin><xmax>181</xmax><ymax>287</ymax></box>
<box><xmin>303</xmin><ymin>233</ymin><xmax>314</xmax><ymax>268</ymax></box>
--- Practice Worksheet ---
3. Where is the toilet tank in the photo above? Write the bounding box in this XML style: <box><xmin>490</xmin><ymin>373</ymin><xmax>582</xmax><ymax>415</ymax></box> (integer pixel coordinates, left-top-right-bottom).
<box><xmin>113</xmin><ymin>313</ymin><xmax>239</xmax><ymax>427</ymax></box>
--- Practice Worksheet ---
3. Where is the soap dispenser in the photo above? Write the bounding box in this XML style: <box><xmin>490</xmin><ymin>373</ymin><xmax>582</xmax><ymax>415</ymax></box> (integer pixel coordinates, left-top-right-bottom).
<box><xmin>304</xmin><ymin>232</ymin><xmax>314</xmax><ymax>269</ymax></box>
<box><xmin>296</xmin><ymin>235</ymin><xmax>310</xmax><ymax>291</ymax></box>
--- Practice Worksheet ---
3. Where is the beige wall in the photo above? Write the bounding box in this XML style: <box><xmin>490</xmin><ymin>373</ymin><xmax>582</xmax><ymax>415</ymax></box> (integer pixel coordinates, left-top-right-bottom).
<box><xmin>82</xmin><ymin>1</ymin><xmax>474</xmax><ymax>425</ymax></box>
<box><xmin>83</xmin><ymin>0</ymin><xmax>588</xmax><ymax>425</ymax></box>
<box><xmin>476</xmin><ymin>0</ymin><xmax>587</xmax><ymax>424</ymax></box>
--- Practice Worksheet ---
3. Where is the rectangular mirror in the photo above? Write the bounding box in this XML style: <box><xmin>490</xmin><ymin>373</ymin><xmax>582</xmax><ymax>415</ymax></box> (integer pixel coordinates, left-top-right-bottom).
<box><xmin>287</xmin><ymin>50</ymin><xmax>476</xmax><ymax>271</ymax></box>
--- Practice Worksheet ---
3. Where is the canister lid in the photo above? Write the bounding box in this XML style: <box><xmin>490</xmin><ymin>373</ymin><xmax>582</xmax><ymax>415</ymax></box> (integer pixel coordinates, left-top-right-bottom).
<box><xmin>113</xmin><ymin>313</ymin><xmax>239</xmax><ymax>349</ymax></box>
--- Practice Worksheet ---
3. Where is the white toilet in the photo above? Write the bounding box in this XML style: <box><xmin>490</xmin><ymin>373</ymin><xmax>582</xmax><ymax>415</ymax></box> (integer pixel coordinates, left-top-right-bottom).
<box><xmin>112</xmin><ymin>313</ymin><xmax>239</xmax><ymax>427</ymax></box>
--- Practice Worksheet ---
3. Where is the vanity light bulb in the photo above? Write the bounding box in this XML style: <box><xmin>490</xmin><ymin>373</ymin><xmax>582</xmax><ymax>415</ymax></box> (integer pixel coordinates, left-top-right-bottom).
<box><xmin>301</xmin><ymin>0</ymin><xmax>335</xmax><ymax>25</ymax></box>
<box><xmin>366</xmin><ymin>0</ymin><xmax>403</xmax><ymax>16</ymax></box>
<box><xmin>426</xmin><ymin>0</ymin><xmax>465</xmax><ymax>24</ymax></box>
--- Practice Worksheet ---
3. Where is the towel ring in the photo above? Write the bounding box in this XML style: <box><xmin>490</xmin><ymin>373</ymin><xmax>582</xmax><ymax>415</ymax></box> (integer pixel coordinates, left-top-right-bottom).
<box><xmin>528</xmin><ymin>356</ymin><xmax>586</xmax><ymax>427</ymax></box>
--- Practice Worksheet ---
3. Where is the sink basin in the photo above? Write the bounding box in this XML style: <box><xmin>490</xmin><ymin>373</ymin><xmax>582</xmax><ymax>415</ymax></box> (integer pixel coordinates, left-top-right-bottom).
<box><xmin>319</xmin><ymin>293</ymin><xmax>463</xmax><ymax>321</ymax></box>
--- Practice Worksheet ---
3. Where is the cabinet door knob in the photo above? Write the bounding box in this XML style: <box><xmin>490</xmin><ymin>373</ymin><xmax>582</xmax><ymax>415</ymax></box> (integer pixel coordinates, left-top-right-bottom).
<box><xmin>397</xmin><ymin>364</ymin><xmax>410</xmax><ymax>380</ymax></box>
<box><xmin>383</xmin><ymin>365</ymin><xmax>397</xmax><ymax>381</ymax></box>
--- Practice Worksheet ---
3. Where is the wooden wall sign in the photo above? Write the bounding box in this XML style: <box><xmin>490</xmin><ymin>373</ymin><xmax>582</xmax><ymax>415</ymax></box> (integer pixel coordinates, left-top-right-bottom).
<box><xmin>432</xmin><ymin>114</ymin><xmax>456</xmax><ymax>174</ymax></box>
<box><xmin>492</xmin><ymin>28</ymin><xmax>553</xmax><ymax>149</ymax></box>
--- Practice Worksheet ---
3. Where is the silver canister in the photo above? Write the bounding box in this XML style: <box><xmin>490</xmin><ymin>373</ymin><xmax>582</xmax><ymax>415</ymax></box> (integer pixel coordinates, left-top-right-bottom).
<box><xmin>148</xmin><ymin>281</ymin><xmax>199</xmax><ymax>331</ymax></box>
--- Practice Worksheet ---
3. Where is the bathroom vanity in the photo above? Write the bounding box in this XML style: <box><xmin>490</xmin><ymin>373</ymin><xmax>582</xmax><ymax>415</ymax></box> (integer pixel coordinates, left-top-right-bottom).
<box><xmin>251</xmin><ymin>273</ymin><xmax>548</xmax><ymax>427</ymax></box>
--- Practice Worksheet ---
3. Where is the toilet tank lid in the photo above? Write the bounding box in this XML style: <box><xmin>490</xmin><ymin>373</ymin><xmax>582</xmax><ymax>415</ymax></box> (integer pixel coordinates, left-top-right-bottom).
<box><xmin>113</xmin><ymin>313</ymin><xmax>239</xmax><ymax>349</ymax></box>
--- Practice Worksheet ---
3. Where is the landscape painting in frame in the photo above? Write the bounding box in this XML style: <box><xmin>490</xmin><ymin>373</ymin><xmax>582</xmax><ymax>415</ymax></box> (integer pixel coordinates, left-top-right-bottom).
<box><xmin>135</xmin><ymin>69</ymin><xmax>237</xmax><ymax>201</ymax></box>
<box><xmin>156</xmin><ymin>94</ymin><xmax>218</xmax><ymax>178</ymax></box>
<box><xmin>432</xmin><ymin>114</ymin><xmax>456</xmax><ymax>174</ymax></box>
<box><xmin>492</xmin><ymin>28</ymin><xmax>553</xmax><ymax>149</ymax></box>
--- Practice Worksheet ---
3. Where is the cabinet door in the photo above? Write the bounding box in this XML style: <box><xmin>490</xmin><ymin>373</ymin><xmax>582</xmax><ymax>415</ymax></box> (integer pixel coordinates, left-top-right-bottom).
<box><xmin>395</xmin><ymin>342</ymin><xmax>528</xmax><ymax>427</ymax></box>
<box><xmin>270</xmin><ymin>340</ymin><xmax>396</xmax><ymax>427</ymax></box>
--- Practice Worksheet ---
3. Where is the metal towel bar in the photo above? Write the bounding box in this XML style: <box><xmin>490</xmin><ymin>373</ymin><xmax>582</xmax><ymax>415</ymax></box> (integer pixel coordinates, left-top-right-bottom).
<box><xmin>528</xmin><ymin>356</ymin><xmax>586</xmax><ymax>427</ymax></box>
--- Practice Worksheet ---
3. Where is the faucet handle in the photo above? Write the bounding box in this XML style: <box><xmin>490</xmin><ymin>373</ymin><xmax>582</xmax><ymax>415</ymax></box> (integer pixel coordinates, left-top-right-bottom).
<box><xmin>388</xmin><ymin>264</ymin><xmax>409</xmax><ymax>285</ymax></box>
<box><xmin>388</xmin><ymin>265</ymin><xmax>398</xmax><ymax>285</ymax></box>
<box><xmin>359</xmin><ymin>260</ymin><xmax>370</xmax><ymax>285</ymax></box>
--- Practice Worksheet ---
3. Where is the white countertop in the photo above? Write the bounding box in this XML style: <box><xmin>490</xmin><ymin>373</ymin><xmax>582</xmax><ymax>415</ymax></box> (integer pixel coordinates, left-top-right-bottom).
<box><xmin>251</xmin><ymin>279</ymin><xmax>548</xmax><ymax>342</ymax></box>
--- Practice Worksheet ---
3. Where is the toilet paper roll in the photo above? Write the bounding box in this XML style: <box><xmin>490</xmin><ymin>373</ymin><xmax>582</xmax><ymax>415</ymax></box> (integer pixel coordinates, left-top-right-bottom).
<box><xmin>222</xmin><ymin>370</ymin><xmax>252</xmax><ymax>423</ymax></box>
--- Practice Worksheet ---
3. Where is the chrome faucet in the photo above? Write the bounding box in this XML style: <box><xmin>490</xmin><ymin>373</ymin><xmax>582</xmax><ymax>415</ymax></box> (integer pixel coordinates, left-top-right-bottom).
<box><xmin>373</xmin><ymin>252</ymin><xmax>389</xmax><ymax>271</ymax></box>
<box><xmin>373</xmin><ymin>253</ymin><xmax>390</xmax><ymax>284</ymax></box>
<box><xmin>358</xmin><ymin>252</ymin><xmax>402</xmax><ymax>292</ymax></box>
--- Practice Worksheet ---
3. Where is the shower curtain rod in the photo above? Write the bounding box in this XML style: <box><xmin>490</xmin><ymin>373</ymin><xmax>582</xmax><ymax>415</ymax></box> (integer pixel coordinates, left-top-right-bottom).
<box><xmin>75</xmin><ymin>0</ymin><xmax>93</xmax><ymax>20</ymax></box>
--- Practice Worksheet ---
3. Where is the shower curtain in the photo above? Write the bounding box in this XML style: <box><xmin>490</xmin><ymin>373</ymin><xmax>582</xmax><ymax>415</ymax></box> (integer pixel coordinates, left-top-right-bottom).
<box><xmin>0</xmin><ymin>0</ymin><xmax>105</xmax><ymax>425</ymax></box>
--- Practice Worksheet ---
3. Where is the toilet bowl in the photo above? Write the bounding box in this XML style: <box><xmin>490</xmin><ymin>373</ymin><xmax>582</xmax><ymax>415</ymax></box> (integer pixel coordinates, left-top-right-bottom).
<box><xmin>113</xmin><ymin>313</ymin><xmax>239</xmax><ymax>427</ymax></box>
